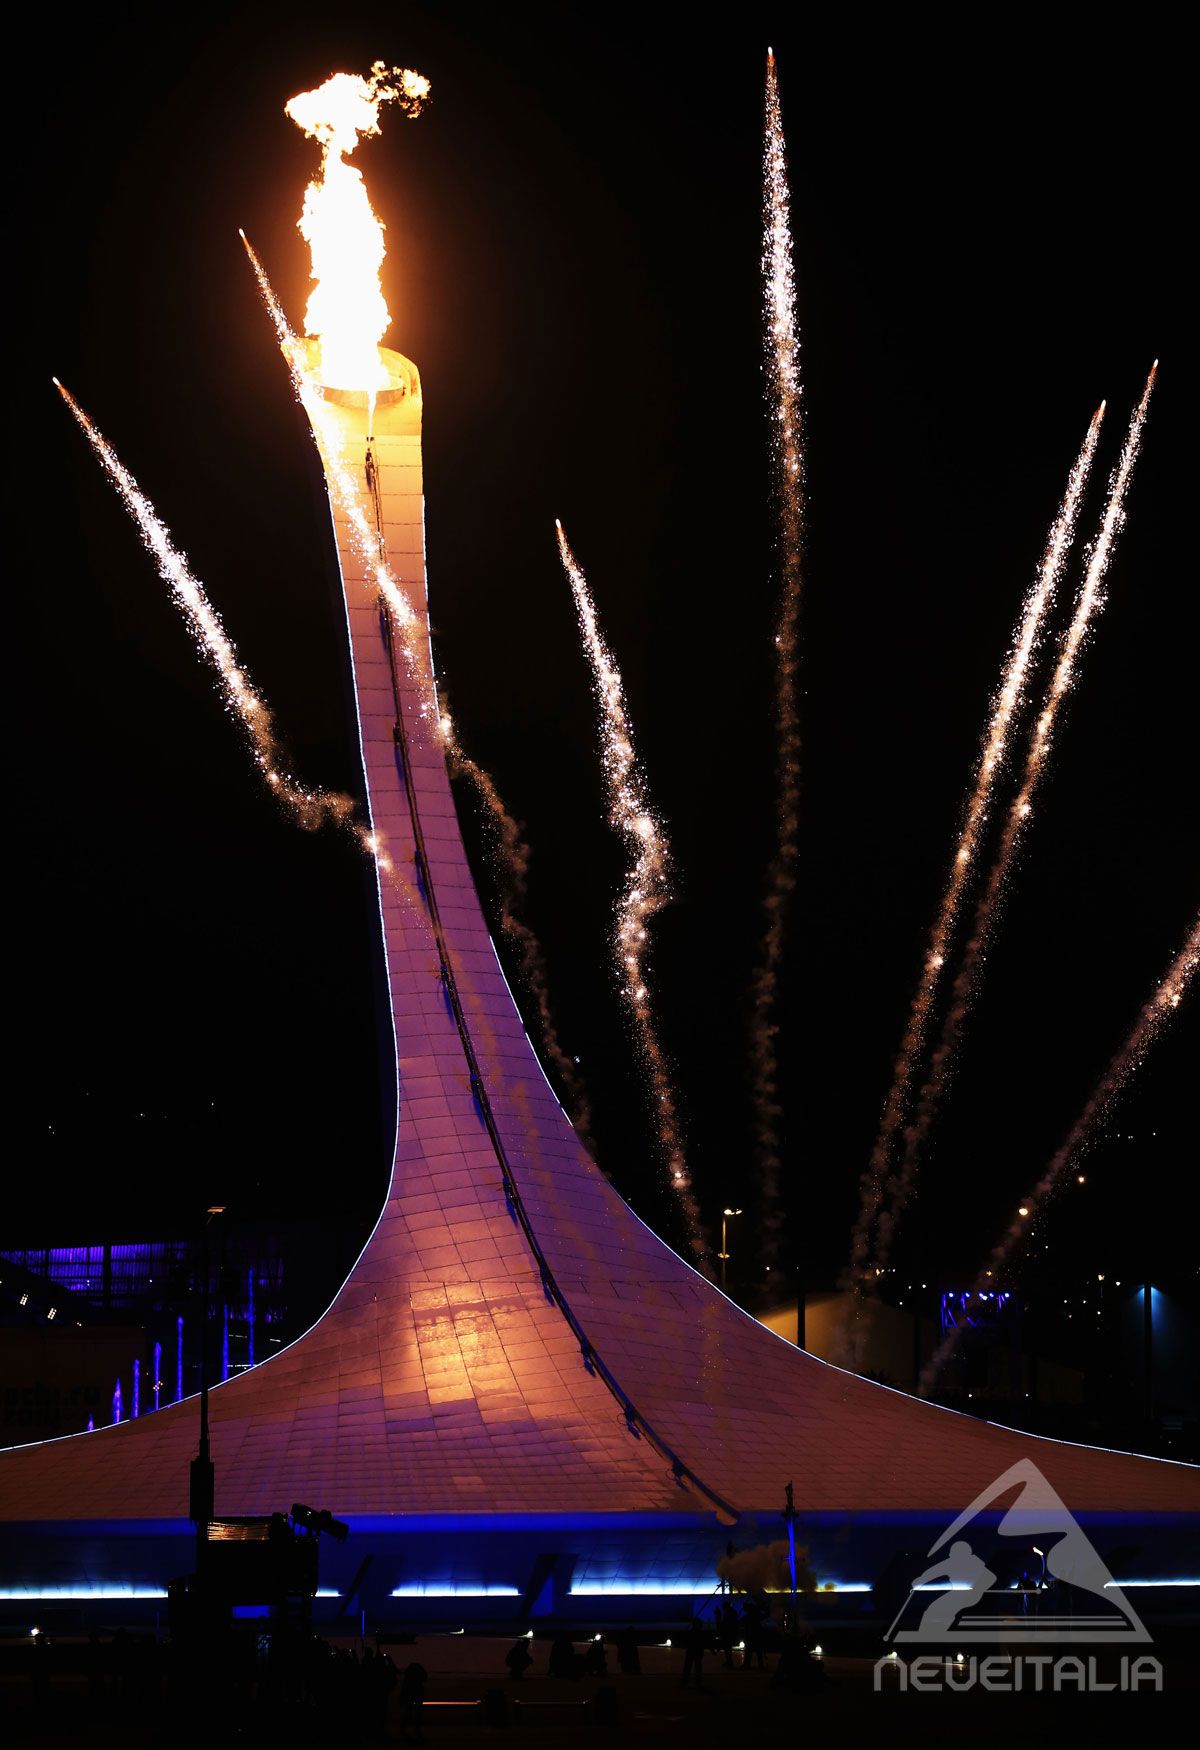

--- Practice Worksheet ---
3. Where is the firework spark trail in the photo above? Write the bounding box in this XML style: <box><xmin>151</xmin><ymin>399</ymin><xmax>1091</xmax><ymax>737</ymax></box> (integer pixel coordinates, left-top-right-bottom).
<box><xmin>243</xmin><ymin>236</ymin><xmax>589</xmax><ymax>1128</ymax></box>
<box><xmin>845</xmin><ymin>403</ymin><xmax>1107</xmax><ymax>1290</ymax></box>
<box><xmin>874</xmin><ymin>366</ymin><xmax>1158</xmax><ymax>1270</ymax></box>
<box><xmin>54</xmin><ymin>379</ymin><xmax>357</xmax><ymax>837</ymax></box>
<box><xmin>449</xmin><ymin>743</ymin><xmax>595</xmax><ymax>1141</ymax></box>
<box><xmin>750</xmin><ymin>47</ymin><xmax>805</xmax><ymax>1266</ymax></box>
<box><xmin>920</xmin><ymin>910</ymin><xmax>1200</xmax><ymax>1393</ymax></box>
<box><xmin>240</xmin><ymin>232</ymin><xmax>436</xmax><ymax>718</ymax></box>
<box><xmin>53</xmin><ymin>378</ymin><xmax>433</xmax><ymax>918</ymax></box>
<box><xmin>556</xmin><ymin>521</ymin><xmax>707</xmax><ymax>1264</ymax></box>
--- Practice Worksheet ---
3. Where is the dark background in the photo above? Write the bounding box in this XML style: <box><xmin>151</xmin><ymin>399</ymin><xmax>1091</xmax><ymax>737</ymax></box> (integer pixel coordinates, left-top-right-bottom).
<box><xmin>9</xmin><ymin>4</ymin><xmax>1194</xmax><ymax>1318</ymax></box>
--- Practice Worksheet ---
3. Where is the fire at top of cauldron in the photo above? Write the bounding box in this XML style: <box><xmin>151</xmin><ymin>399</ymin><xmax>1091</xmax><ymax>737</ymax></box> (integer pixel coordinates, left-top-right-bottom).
<box><xmin>285</xmin><ymin>60</ymin><xmax>429</xmax><ymax>394</ymax></box>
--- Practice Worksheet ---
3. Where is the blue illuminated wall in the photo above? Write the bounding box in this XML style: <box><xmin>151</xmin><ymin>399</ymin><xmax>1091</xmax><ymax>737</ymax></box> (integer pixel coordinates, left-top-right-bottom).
<box><xmin>3</xmin><ymin>1511</ymin><xmax>1196</xmax><ymax>1635</ymax></box>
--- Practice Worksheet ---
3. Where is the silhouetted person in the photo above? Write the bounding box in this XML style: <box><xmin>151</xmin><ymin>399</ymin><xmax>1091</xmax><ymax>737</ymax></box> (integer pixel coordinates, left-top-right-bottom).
<box><xmin>358</xmin><ymin>1644</ymin><xmax>381</xmax><ymax>1737</ymax></box>
<box><xmin>718</xmin><ymin>1600</ymin><xmax>740</xmax><ymax>1667</ymax></box>
<box><xmin>374</xmin><ymin>1648</ymin><xmax>398</xmax><ymax>1735</ymax></box>
<box><xmin>680</xmin><ymin>1617</ymin><xmax>709</xmax><ymax>1689</ymax></box>
<box><xmin>615</xmin><ymin>1627</ymin><xmax>641</xmax><ymax>1675</ymax></box>
<box><xmin>741</xmin><ymin>1599</ymin><xmax>768</xmax><ymax>1670</ymax></box>
<box><xmin>549</xmin><ymin>1634</ymin><xmax>579</xmax><ymax>1680</ymax></box>
<box><xmin>772</xmin><ymin>1637</ymin><xmax>828</xmax><ymax>1692</ymax></box>
<box><xmin>330</xmin><ymin>1644</ymin><xmax>358</xmax><ymax>1730</ymax></box>
<box><xmin>585</xmin><ymin>1636</ymin><xmax>608</xmax><ymax>1678</ymax></box>
<box><xmin>505</xmin><ymin>1638</ymin><xmax>534</xmax><ymax>1680</ymax></box>
<box><xmin>397</xmin><ymin>1660</ymin><xmax>427</xmax><ymax>1742</ymax></box>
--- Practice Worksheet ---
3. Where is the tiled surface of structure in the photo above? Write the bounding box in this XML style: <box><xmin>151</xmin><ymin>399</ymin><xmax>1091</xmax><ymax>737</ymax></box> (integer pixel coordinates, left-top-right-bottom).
<box><xmin>2</xmin><ymin>352</ymin><xmax>1196</xmax><ymax>1529</ymax></box>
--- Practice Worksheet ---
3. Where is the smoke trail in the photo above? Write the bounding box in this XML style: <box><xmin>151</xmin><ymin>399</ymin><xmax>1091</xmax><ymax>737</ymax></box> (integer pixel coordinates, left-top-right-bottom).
<box><xmin>920</xmin><ymin>909</ymin><xmax>1200</xmax><ymax>1393</ymax></box>
<box><xmin>873</xmin><ymin>365</ymin><xmax>1158</xmax><ymax>1268</ymax></box>
<box><xmin>54</xmin><ymin>379</ymin><xmax>357</xmax><ymax>838</ymax></box>
<box><xmin>448</xmin><ymin>742</ymin><xmax>595</xmax><ymax>1141</ymax></box>
<box><xmin>845</xmin><ymin>403</ymin><xmax>1106</xmax><ymax>1289</ymax></box>
<box><xmin>242</xmin><ymin>235</ymin><xmax>590</xmax><ymax>1130</ymax></box>
<box><xmin>750</xmin><ymin>47</ymin><xmax>805</xmax><ymax>1267</ymax></box>
<box><xmin>556</xmin><ymin>521</ymin><xmax>707</xmax><ymax>1265</ymax></box>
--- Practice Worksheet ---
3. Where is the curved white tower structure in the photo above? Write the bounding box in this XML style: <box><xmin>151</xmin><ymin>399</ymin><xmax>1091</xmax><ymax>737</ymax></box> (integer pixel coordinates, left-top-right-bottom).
<box><xmin>2</xmin><ymin>347</ymin><xmax>1195</xmax><ymax>1618</ymax></box>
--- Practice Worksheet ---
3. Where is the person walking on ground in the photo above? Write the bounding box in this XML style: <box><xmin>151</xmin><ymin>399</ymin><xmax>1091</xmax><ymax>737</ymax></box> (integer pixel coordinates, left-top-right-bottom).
<box><xmin>397</xmin><ymin>1660</ymin><xmax>427</xmax><ymax>1742</ymax></box>
<box><xmin>718</xmin><ymin>1600</ymin><xmax>740</xmax><ymax>1668</ymax></box>
<box><xmin>741</xmin><ymin>1599</ymin><xmax>768</xmax><ymax>1670</ymax></box>
<box><xmin>505</xmin><ymin>1638</ymin><xmax>533</xmax><ymax>1681</ymax></box>
<box><xmin>615</xmin><ymin>1627</ymin><xmax>641</xmax><ymax>1675</ymax></box>
<box><xmin>549</xmin><ymin>1634</ymin><xmax>579</xmax><ymax>1680</ymax></box>
<box><xmin>680</xmin><ymin>1617</ymin><xmax>710</xmax><ymax>1689</ymax></box>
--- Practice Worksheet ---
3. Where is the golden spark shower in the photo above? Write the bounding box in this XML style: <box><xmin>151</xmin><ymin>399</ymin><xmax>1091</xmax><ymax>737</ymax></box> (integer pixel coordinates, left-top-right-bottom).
<box><xmin>50</xmin><ymin>381</ymin><xmax>458</xmax><ymax>933</ymax></box>
<box><xmin>845</xmin><ymin>400</ymin><xmax>1106</xmax><ymax>1289</ymax></box>
<box><xmin>50</xmin><ymin>46</ymin><xmax>1188</xmax><ymax>1416</ymax></box>
<box><xmin>921</xmin><ymin>909</ymin><xmax>1200</xmax><ymax>1393</ymax></box>
<box><xmin>240</xmin><ymin>231</ymin><xmax>434</xmax><ymax>707</ymax></box>
<box><xmin>258</xmin><ymin>256</ymin><xmax>590</xmax><ymax>1141</ymax></box>
<box><xmin>21</xmin><ymin>19</ymin><xmax>1200</xmax><ymax>1645</ymax></box>
<box><xmin>557</xmin><ymin>521</ymin><xmax>706</xmax><ymax>1263</ymax></box>
<box><xmin>246</xmin><ymin>147</ymin><xmax>586</xmax><ymax>1128</ymax></box>
<box><xmin>61</xmin><ymin>64</ymin><xmax>586</xmax><ymax>1143</ymax></box>
<box><xmin>53</xmin><ymin>381</ymin><xmax>353</xmax><ymax>838</ymax></box>
<box><xmin>448</xmin><ymin>743</ymin><xmax>595</xmax><ymax>1142</ymax></box>
<box><xmin>869</xmin><ymin>365</ymin><xmax>1158</xmax><ymax>1275</ymax></box>
<box><xmin>57</xmin><ymin>364</ymin><xmax>586</xmax><ymax>1139</ymax></box>
<box><xmin>751</xmin><ymin>46</ymin><xmax>805</xmax><ymax>1266</ymax></box>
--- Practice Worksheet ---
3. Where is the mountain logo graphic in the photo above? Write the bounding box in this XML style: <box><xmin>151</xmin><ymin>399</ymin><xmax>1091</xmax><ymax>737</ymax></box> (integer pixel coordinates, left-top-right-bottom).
<box><xmin>886</xmin><ymin>1458</ymin><xmax>1151</xmax><ymax>1645</ymax></box>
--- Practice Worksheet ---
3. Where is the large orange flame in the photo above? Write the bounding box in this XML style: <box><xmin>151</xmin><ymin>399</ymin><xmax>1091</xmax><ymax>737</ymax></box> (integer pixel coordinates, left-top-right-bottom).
<box><xmin>285</xmin><ymin>61</ymin><xmax>429</xmax><ymax>391</ymax></box>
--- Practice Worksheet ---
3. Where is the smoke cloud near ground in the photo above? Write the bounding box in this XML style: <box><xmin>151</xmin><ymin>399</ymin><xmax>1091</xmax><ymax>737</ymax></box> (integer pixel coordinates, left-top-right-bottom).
<box><xmin>717</xmin><ymin>1538</ymin><xmax>817</xmax><ymax>1596</ymax></box>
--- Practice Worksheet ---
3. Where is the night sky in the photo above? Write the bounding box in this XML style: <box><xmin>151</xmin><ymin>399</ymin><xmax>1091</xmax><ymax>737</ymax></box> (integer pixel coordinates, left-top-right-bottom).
<box><xmin>12</xmin><ymin>5</ymin><xmax>1194</xmax><ymax>1320</ymax></box>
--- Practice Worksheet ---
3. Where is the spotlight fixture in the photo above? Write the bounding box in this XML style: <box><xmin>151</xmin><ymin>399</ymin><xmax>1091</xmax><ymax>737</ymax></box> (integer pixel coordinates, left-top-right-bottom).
<box><xmin>291</xmin><ymin>1502</ymin><xmax>349</xmax><ymax>1542</ymax></box>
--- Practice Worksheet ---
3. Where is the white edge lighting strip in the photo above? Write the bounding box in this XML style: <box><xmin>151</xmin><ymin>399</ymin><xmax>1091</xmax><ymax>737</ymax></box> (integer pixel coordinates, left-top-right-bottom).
<box><xmin>570</xmin><ymin>1582</ymin><xmax>715</xmax><ymax>1596</ymax></box>
<box><xmin>0</xmin><ymin>1588</ymin><xmax>169</xmax><ymax>1600</ymax></box>
<box><xmin>0</xmin><ymin>1587</ymin><xmax>345</xmax><ymax>1601</ymax></box>
<box><xmin>5</xmin><ymin>1581</ymin><xmax>1193</xmax><ymax>1605</ymax></box>
<box><xmin>390</xmin><ymin>1586</ymin><xmax>520</xmax><ymax>1598</ymax></box>
<box><xmin>1104</xmin><ymin>1579</ymin><xmax>1200</xmax><ymax>1588</ymax></box>
<box><xmin>570</xmin><ymin>1581</ymin><xmax>875</xmax><ymax>1596</ymax></box>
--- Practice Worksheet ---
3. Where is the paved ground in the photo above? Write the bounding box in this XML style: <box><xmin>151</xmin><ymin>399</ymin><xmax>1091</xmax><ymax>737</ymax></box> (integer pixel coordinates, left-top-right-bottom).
<box><xmin>2</xmin><ymin>1632</ymin><xmax>1187</xmax><ymax>1744</ymax></box>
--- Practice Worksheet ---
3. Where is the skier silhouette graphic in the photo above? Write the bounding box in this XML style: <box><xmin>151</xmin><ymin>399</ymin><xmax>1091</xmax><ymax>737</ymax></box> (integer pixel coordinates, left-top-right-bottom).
<box><xmin>889</xmin><ymin>1459</ymin><xmax>1152</xmax><ymax>1644</ymax></box>
<box><xmin>906</xmin><ymin>1541</ymin><xmax>996</xmax><ymax>1637</ymax></box>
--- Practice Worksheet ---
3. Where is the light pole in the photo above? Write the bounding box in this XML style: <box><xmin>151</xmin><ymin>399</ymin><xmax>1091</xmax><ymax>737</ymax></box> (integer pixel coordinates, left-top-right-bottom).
<box><xmin>717</xmin><ymin>1208</ymin><xmax>742</xmax><ymax>1293</ymax></box>
<box><xmin>189</xmin><ymin>1205</ymin><xmax>226</xmax><ymax>1553</ymax></box>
